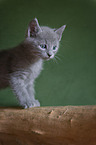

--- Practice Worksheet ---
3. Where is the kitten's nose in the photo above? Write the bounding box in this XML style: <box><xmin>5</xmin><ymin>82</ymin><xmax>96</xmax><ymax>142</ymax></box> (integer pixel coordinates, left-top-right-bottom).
<box><xmin>47</xmin><ymin>53</ymin><xmax>52</xmax><ymax>57</ymax></box>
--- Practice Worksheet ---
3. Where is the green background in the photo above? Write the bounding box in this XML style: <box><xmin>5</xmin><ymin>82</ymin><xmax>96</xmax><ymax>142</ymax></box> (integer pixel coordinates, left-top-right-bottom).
<box><xmin>0</xmin><ymin>0</ymin><xmax>96</xmax><ymax>107</ymax></box>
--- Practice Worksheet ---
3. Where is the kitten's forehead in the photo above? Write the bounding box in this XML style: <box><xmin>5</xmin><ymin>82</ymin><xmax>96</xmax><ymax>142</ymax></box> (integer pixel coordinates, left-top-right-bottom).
<box><xmin>37</xmin><ymin>26</ymin><xmax>58</xmax><ymax>42</ymax></box>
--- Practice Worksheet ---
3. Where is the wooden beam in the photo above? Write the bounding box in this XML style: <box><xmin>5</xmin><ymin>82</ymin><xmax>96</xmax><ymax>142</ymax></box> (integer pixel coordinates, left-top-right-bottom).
<box><xmin>0</xmin><ymin>106</ymin><xmax>96</xmax><ymax>145</ymax></box>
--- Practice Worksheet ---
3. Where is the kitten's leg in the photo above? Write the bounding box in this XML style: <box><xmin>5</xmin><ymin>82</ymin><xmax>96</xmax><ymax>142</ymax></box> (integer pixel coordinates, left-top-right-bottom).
<box><xmin>9</xmin><ymin>72</ymin><xmax>32</xmax><ymax>109</ymax></box>
<box><xmin>26</xmin><ymin>81</ymin><xmax>40</xmax><ymax>107</ymax></box>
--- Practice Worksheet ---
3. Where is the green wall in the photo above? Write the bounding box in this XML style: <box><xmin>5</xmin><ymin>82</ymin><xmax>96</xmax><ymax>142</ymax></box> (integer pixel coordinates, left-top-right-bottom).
<box><xmin>0</xmin><ymin>0</ymin><xmax>96</xmax><ymax>107</ymax></box>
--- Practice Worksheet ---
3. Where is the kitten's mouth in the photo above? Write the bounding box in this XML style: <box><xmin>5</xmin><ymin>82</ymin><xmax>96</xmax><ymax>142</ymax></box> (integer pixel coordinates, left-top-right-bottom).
<box><xmin>41</xmin><ymin>54</ymin><xmax>54</xmax><ymax>60</ymax></box>
<box><xmin>43</xmin><ymin>56</ymin><xmax>53</xmax><ymax>61</ymax></box>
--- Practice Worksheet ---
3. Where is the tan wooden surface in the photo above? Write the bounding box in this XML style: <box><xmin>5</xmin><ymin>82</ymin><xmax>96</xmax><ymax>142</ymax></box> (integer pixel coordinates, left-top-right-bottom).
<box><xmin>0</xmin><ymin>106</ymin><xmax>96</xmax><ymax>145</ymax></box>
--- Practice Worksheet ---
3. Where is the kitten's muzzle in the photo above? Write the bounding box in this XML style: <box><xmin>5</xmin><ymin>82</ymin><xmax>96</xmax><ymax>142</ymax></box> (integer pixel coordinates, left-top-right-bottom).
<box><xmin>47</xmin><ymin>53</ymin><xmax>52</xmax><ymax>57</ymax></box>
<box><xmin>47</xmin><ymin>53</ymin><xmax>54</xmax><ymax>59</ymax></box>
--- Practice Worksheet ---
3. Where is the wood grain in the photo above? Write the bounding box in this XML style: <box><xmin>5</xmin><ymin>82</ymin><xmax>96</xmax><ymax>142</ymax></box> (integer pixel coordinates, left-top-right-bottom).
<box><xmin>0</xmin><ymin>106</ymin><xmax>96</xmax><ymax>145</ymax></box>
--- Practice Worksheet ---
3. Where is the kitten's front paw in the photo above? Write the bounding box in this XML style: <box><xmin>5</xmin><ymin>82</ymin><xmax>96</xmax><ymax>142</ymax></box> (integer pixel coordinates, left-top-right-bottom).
<box><xmin>23</xmin><ymin>100</ymin><xmax>40</xmax><ymax>109</ymax></box>
<box><xmin>29</xmin><ymin>100</ymin><xmax>40</xmax><ymax>108</ymax></box>
<box><xmin>34</xmin><ymin>99</ymin><xmax>40</xmax><ymax>107</ymax></box>
<box><xmin>24</xmin><ymin>104</ymin><xmax>28</xmax><ymax>109</ymax></box>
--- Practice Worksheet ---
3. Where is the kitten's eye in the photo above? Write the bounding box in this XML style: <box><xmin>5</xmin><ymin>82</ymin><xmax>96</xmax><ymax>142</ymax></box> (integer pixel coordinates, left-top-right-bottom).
<box><xmin>40</xmin><ymin>44</ymin><xmax>47</xmax><ymax>49</ymax></box>
<box><xmin>53</xmin><ymin>46</ymin><xmax>57</xmax><ymax>51</ymax></box>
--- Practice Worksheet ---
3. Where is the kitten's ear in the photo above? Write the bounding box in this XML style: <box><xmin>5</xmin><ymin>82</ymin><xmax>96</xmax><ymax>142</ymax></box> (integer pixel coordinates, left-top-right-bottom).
<box><xmin>27</xmin><ymin>18</ymin><xmax>42</xmax><ymax>37</ymax></box>
<box><xmin>55</xmin><ymin>25</ymin><xmax>66</xmax><ymax>41</ymax></box>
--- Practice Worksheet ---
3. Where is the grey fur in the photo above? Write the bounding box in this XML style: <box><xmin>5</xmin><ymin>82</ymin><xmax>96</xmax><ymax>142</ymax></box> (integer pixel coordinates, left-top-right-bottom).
<box><xmin>0</xmin><ymin>18</ymin><xmax>66</xmax><ymax>108</ymax></box>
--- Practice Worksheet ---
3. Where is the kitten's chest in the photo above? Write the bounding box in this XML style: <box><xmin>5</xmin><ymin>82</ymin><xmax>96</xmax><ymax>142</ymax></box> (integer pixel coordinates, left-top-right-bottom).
<box><xmin>28</xmin><ymin>59</ymin><xmax>43</xmax><ymax>80</ymax></box>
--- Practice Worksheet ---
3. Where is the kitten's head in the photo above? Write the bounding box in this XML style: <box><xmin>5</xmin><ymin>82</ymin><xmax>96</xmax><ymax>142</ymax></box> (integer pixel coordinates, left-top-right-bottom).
<box><xmin>25</xmin><ymin>18</ymin><xmax>66</xmax><ymax>60</ymax></box>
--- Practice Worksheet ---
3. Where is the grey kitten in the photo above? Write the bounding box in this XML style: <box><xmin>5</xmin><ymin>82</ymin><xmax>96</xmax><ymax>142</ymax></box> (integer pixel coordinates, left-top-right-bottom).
<box><xmin>0</xmin><ymin>18</ymin><xmax>66</xmax><ymax>108</ymax></box>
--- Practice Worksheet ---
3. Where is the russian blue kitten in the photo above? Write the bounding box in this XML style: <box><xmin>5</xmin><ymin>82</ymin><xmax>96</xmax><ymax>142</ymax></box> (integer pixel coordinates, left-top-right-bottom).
<box><xmin>0</xmin><ymin>18</ymin><xmax>66</xmax><ymax>108</ymax></box>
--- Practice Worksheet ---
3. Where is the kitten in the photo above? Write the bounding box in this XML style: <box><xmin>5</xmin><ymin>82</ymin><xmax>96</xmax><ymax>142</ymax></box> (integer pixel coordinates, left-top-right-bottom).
<box><xmin>0</xmin><ymin>18</ymin><xmax>66</xmax><ymax>108</ymax></box>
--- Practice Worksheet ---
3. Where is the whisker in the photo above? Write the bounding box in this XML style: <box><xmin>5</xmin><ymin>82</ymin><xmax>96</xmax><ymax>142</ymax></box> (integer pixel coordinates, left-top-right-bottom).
<box><xmin>53</xmin><ymin>57</ymin><xmax>58</xmax><ymax>64</ymax></box>
<box><xmin>55</xmin><ymin>55</ymin><xmax>63</xmax><ymax>63</ymax></box>
<box><xmin>57</xmin><ymin>54</ymin><xmax>69</xmax><ymax>62</ymax></box>
<box><xmin>55</xmin><ymin>55</ymin><xmax>61</xmax><ymax>61</ymax></box>
<box><xmin>57</xmin><ymin>54</ymin><xmax>64</xmax><ymax>58</ymax></box>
